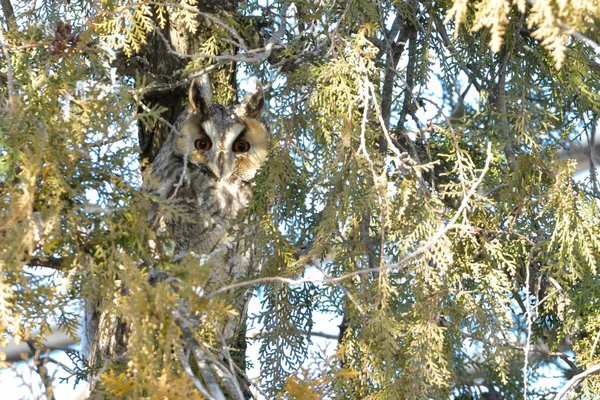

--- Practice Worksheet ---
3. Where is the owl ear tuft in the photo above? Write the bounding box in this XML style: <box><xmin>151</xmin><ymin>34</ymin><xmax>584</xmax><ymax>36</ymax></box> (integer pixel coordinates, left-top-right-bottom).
<box><xmin>238</xmin><ymin>79</ymin><xmax>264</xmax><ymax>118</ymax></box>
<box><xmin>189</xmin><ymin>75</ymin><xmax>213</xmax><ymax>115</ymax></box>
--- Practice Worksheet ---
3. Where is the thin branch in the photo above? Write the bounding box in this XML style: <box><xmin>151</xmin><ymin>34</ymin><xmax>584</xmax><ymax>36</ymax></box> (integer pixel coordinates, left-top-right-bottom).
<box><xmin>313</xmin><ymin>263</ymin><xmax>366</xmax><ymax>316</ymax></box>
<box><xmin>175</xmin><ymin>315</ymin><xmax>228</xmax><ymax>400</ymax></box>
<box><xmin>144</xmin><ymin>1</ymin><xmax>287</xmax><ymax>63</ymax></box>
<box><xmin>146</xmin><ymin>64</ymin><xmax>220</xmax><ymax>94</ymax></box>
<box><xmin>586</xmin><ymin>116</ymin><xmax>599</xmax><ymax>196</ymax></box>
<box><xmin>137</xmin><ymin>99</ymin><xmax>189</xmax><ymax>206</ymax></box>
<box><xmin>525</xmin><ymin>0</ymin><xmax>600</xmax><ymax>55</ymax></box>
<box><xmin>1</xmin><ymin>0</ymin><xmax>15</xmax><ymax>31</ymax></box>
<box><xmin>590</xmin><ymin>328</ymin><xmax>600</xmax><ymax>362</ymax></box>
<box><xmin>215</xmin><ymin>330</ymin><xmax>246</xmax><ymax>400</ymax></box>
<box><xmin>208</xmin><ymin>142</ymin><xmax>493</xmax><ymax>298</ymax></box>
<box><xmin>523</xmin><ymin>248</ymin><xmax>534</xmax><ymax>398</ymax></box>
<box><xmin>248</xmin><ymin>329</ymin><xmax>339</xmax><ymax>341</ymax></box>
<box><xmin>462</xmin><ymin>332</ymin><xmax>577</xmax><ymax>371</ymax></box>
<box><xmin>431</xmin><ymin>12</ymin><xmax>483</xmax><ymax>92</ymax></box>
<box><xmin>26</xmin><ymin>257</ymin><xmax>65</xmax><ymax>270</ymax></box>
<box><xmin>496</xmin><ymin>44</ymin><xmax>517</xmax><ymax>171</ymax></box>
<box><xmin>0</xmin><ymin>22</ymin><xmax>15</xmax><ymax>109</ymax></box>
<box><xmin>119</xmin><ymin>1</ymin><xmax>247</xmax><ymax>51</ymax></box>
<box><xmin>142</xmin><ymin>3</ymin><xmax>288</xmax><ymax>95</ymax></box>
<box><xmin>178</xmin><ymin>347</ymin><xmax>215</xmax><ymax>400</ymax></box>
<box><xmin>329</xmin><ymin>0</ymin><xmax>355</xmax><ymax>53</ymax></box>
<box><xmin>567</xmin><ymin>28</ymin><xmax>600</xmax><ymax>54</ymax></box>
<box><xmin>397</xmin><ymin>14</ymin><xmax>417</xmax><ymax>131</ymax></box>
<box><xmin>367</xmin><ymin>79</ymin><xmax>416</xmax><ymax>169</ymax></box>
<box><xmin>379</xmin><ymin>8</ymin><xmax>408</xmax><ymax>132</ymax></box>
<box><xmin>26</xmin><ymin>341</ymin><xmax>54</xmax><ymax>400</ymax></box>
<box><xmin>553</xmin><ymin>364</ymin><xmax>600</xmax><ymax>400</ymax></box>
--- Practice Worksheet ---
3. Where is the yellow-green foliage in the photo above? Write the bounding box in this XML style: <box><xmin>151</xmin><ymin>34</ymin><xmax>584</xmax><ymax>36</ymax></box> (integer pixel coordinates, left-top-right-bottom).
<box><xmin>446</xmin><ymin>0</ymin><xmax>600</xmax><ymax>68</ymax></box>
<box><xmin>1</xmin><ymin>0</ymin><xmax>600</xmax><ymax>399</ymax></box>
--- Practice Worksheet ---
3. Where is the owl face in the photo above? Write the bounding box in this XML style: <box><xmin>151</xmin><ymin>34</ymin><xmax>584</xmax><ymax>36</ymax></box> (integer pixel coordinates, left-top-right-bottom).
<box><xmin>174</xmin><ymin>77</ymin><xmax>268</xmax><ymax>183</ymax></box>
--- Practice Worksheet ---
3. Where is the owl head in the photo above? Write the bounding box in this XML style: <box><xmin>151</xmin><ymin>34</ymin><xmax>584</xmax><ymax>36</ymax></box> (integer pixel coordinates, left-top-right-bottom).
<box><xmin>174</xmin><ymin>76</ymin><xmax>268</xmax><ymax>182</ymax></box>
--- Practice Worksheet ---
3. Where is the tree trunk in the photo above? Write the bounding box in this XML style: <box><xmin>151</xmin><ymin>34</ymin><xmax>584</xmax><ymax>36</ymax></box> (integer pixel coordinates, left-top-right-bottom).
<box><xmin>87</xmin><ymin>3</ymin><xmax>255</xmax><ymax>398</ymax></box>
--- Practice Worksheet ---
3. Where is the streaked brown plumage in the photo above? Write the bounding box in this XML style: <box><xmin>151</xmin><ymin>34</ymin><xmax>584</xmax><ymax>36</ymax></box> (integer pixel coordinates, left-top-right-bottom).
<box><xmin>82</xmin><ymin>76</ymin><xmax>268</xmax><ymax>370</ymax></box>
<box><xmin>144</xmin><ymin>75</ymin><xmax>268</xmax><ymax>260</ymax></box>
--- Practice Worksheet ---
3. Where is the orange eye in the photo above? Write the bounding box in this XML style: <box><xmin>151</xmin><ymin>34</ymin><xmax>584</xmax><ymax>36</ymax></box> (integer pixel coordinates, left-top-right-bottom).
<box><xmin>233</xmin><ymin>139</ymin><xmax>250</xmax><ymax>153</ymax></box>
<box><xmin>194</xmin><ymin>138</ymin><xmax>212</xmax><ymax>151</ymax></box>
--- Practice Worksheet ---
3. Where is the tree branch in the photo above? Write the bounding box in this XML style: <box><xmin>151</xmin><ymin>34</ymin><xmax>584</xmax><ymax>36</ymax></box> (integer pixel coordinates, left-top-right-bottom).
<box><xmin>553</xmin><ymin>364</ymin><xmax>600</xmax><ymax>400</ymax></box>
<box><xmin>0</xmin><ymin>22</ymin><xmax>15</xmax><ymax>109</ymax></box>
<box><xmin>496</xmin><ymin>44</ymin><xmax>517</xmax><ymax>171</ymax></box>
<box><xmin>26</xmin><ymin>257</ymin><xmax>66</xmax><ymax>270</ymax></box>
<box><xmin>0</xmin><ymin>0</ymin><xmax>15</xmax><ymax>30</ymax></box>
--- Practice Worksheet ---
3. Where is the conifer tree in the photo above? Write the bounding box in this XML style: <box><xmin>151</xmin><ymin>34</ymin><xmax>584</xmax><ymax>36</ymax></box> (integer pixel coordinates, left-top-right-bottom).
<box><xmin>1</xmin><ymin>0</ymin><xmax>600</xmax><ymax>399</ymax></box>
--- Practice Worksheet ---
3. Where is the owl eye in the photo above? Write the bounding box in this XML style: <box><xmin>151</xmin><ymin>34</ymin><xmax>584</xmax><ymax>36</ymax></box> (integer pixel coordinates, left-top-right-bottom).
<box><xmin>233</xmin><ymin>139</ymin><xmax>250</xmax><ymax>153</ymax></box>
<box><xmin>194</xmin><ymin>138</ymin><xmax>212</xmax><ymax>151</ymax></box>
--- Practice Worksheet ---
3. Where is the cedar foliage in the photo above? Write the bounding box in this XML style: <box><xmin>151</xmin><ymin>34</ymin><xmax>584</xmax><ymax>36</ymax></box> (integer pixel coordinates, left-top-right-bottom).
<box><xmin>1</xmin><ymin>0</ymin><xmax>600</xmax><ymax>399</ymax></box>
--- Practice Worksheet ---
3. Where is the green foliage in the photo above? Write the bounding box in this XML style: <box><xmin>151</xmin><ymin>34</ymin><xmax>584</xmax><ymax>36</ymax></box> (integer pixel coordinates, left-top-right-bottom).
<box><xmin>2</xmin><ymin>0</ymin><xmax>600</xmax><ymax>399</ymax></box>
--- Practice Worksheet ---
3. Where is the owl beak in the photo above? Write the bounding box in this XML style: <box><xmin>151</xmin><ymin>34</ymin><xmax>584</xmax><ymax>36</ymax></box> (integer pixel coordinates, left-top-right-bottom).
<box><xmin>218</xmin><ymin>152</ymin><xmax>225</xmax><ymax>172</ymax></box>
<box><xmin>210</xmin><ymin>151</ymin><xmax>233</xmax><ymax>180</ymax></box>
<box><xmin>216</xmin><ymin>152</ymin><xmax>226</xmax><ymax>179</ymax></box>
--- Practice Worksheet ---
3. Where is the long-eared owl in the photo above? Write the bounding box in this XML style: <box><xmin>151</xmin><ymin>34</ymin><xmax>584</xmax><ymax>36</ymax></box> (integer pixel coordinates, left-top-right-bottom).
<box><xmin>145</xmin><ymin>75</ymin><xmax>268</xmax><ymax>267</ymax></box>
<box><xmin>83</xmin><ymin>76</ymin><xmax>268</xmax><ymax>369</ymax></box>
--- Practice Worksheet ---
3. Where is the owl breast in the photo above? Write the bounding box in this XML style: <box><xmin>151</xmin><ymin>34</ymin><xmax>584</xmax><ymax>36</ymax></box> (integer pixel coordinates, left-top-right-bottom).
<box><xmin>169</xmin><ymin>167</ymin><xmax>253</xmax><ymax>257</ymax></box>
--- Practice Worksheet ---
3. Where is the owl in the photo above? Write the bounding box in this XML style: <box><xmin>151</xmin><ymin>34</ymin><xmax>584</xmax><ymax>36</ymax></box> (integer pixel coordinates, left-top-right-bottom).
<box><xmin>146</xmin><ymin>75</ymin><xmax>268</xmax><ymax>263</ymax></box>
<box><xmin>146</xmin><ymin>75</ymin><xmax>269</xmax><ymax>384</ymax></box>
<box><xmin>83</xmin><ymin>76</ymin><xmax>268</xmax><ymax>374</ymax></box>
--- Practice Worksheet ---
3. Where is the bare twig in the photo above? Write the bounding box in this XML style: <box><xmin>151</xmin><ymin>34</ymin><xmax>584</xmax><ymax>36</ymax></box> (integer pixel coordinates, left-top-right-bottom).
<box><xmin>590</xmin><ymin>329</ymin><xmax>600</xmax><ymax>362</ymax></box>
<box><xmin>248</xmin><ymin>329</ymin><xmax>339</xmax><ymax>341</ymax></box>
<box><xmin>0</xmin><ymin>23</ymin><xmax>16</xmax><ymax>109</ymax></box>
<box><xmin>553</xmin><ymin>364</ymin><xmax>600</xmax><ymax>400</ymax></box>
<box><xmin>215</xmin><ymin>330</ymin><xmax>246</xmax><ymax>400</ymax></box>
<box><xmin>523</xmin><ymin>249</ymin><xmax>534</xmax><ymax>398</ymax></box>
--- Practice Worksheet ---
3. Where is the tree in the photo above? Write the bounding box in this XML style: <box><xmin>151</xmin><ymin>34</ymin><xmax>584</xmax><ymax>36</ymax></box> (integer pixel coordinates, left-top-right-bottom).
<box><xmin>1</xmin><ymin>0</ymin><xmax>600</xmax><ymax>398</ymax></box>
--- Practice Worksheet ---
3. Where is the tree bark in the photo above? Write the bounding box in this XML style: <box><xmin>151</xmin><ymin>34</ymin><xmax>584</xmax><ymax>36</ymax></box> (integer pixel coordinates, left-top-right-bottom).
<box><xmin>88</xmin><ymin>3</ymin><xmax>255</xmax><ymax>398</ymax></box>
